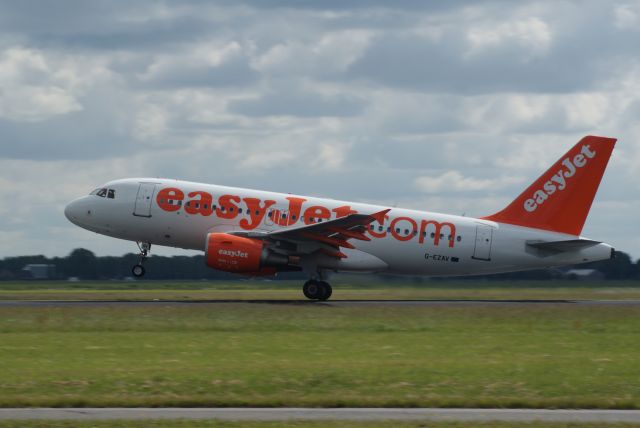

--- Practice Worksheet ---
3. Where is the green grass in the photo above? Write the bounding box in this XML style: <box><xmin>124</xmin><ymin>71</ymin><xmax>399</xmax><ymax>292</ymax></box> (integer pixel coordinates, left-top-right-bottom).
<box><xmin>1</xmin><ymin>302</ymin><xmax>640</xmax><ymax>408</ymax></box>
<box><xmin>1</xmin><ymin>421</ymin><xmax>640</xmax><ymax>428</ymax></box>
<box><xmin>1</xmin><ymin>280</ymin><xmax>640</xmax><ymax>301</ymax></box>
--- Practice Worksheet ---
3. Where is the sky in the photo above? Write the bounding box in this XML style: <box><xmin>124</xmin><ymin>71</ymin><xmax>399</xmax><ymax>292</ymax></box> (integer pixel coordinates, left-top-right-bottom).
<box><xmin>1</xmin><ymin>0</ymin><xmax>640</xmax><ymax>259</ymax></box>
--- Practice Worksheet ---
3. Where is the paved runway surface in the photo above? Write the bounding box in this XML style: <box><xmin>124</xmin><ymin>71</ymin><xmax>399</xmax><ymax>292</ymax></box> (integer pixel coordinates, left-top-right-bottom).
<box><xmin>2</xmin><ymin>408</ymin><xmax>640</xmax><ymax>422</ymax></box>
<box><xmin>2</xmin><ymin>299</ymin><xmax>640</xmax><ymax>307</ymax></box>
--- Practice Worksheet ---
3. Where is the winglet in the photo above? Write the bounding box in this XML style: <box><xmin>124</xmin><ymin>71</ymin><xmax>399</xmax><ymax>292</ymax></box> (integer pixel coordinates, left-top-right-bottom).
<box><xmin>483</xmin><ymin>135</ymin><xmax>616</xmax><ymax>235</ymax></box>
<box><xmin>370</xmin><ymin>208</ymin><xmax>391</xmax><ymax>224</ymax></box>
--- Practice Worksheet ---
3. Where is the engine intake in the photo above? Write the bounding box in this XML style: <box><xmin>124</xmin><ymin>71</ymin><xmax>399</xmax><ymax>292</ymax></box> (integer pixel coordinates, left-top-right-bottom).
<box><xmin>205</xmin><ymin>233</ymin><xmax>292</xmax><ymax>275</ymax></box>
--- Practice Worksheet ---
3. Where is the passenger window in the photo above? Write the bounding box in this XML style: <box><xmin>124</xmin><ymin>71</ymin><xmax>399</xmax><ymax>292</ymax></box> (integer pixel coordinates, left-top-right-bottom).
<box><xmin>238</xmin><ymin>208</ymin><xmax>243</xmax><ymax>214</ymax></box>
<box><xmin>107</xmin><ymin>189</ymin><xmax>115</xmax><ymax>199</ymax></box>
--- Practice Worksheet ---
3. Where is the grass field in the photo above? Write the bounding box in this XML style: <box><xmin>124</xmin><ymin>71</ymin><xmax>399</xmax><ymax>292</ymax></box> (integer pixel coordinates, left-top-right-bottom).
<box><xmin>1</xmin><ymin>280</ymin><xmax>640</xmax><ymax>301</ymax></box>
<box><xmin>1</xmin><ymin>421</ymin><xmax>640</xmax><ymax>428</ymax></box>
<box><xmin>1</xmin><ymin>282</ymin><xmax>640</xmax><ymax>409</ymax></box>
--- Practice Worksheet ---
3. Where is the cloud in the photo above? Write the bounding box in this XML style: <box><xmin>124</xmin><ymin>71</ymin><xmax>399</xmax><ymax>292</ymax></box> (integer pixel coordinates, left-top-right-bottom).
<box><xmin>0</xmin><ymin>48</ymin><xmax>85</xmax><ymax>121</ymax></box>
<box><xmin>414</xmin><ymin>171</ymin><xmax>523</xmax><ymax>194</ymax></box>
<box><xmin>138</xmin><ymin>41</ymin><xmax>259</xmax><ymax>88</ymax></box>
<box><xmin>229</xmin><ymin>87</ymin><xmax>365</xmax><ymax>117</ymax></box>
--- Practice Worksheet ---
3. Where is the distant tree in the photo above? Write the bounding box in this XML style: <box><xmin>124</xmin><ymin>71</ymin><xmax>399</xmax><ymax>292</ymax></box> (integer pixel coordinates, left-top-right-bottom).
<box><xmin>65</xmin><ymin>248</ymin><xmax>98</xmax><ymax>279</ymax></box>
<box><xmin>0</xmin><ymin>247</ymin><xmax>638</xmax><ymax>281</ymax></box>
<box><xmin>584</xmin><ymin>250</ymin><xmax>637</xmax><ymax>280</ymax></box>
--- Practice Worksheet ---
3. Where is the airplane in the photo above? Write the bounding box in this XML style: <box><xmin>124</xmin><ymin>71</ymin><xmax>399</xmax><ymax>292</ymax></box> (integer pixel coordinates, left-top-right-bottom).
<box><xmin>65</xmin><ymin>135</ymin><xmax>617</xmax><ymax>300</ymax></box>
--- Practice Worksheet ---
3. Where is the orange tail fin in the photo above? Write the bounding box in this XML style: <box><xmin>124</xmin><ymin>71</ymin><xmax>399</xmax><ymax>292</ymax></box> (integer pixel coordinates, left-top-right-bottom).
<box><xmin>483</xmin><ymin>135</ymin><xmax>616</xmax><ymax>236</ymax></box>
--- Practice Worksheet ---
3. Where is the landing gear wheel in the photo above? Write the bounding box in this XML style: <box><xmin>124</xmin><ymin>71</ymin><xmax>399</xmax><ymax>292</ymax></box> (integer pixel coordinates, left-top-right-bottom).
<box><xmin>303</xmin><ymin>280</ymin><xmax>333</xmax><ymax>300</ymax></box>
<box><xmin>131</xmin><ymin>242</ymin><xmax>151</xmax><ymax>278</ymax></box>
<box><xmin>303</xmin><ymin>280</ymin><xmax>320</xmax><ymax>300</ymax></box>
<box><xmin>132</xmin><ymin>264</ymin><xmax>145</xmax><ymax>277</ymax></box>
<box><xmin>318</xmin><ymin>281</ymin><xmax>332</xmax><ymax>301</ymax></box>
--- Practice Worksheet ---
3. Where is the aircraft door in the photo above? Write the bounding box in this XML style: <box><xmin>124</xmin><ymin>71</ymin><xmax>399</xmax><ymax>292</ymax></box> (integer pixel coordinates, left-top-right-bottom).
<box><xmin>133</xmin><ymin>183</ymin><xmax>157</xmax><ymax>217</ymax></box>
<box><xmin>472</xmin><ymin>224</ymin><xmax>493</xmax><ymax>261</ymax></box>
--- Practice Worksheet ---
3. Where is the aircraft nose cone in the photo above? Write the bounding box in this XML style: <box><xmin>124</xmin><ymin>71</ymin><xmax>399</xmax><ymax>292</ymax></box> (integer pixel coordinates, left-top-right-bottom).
<box><xmin>64</xmin><ymin>198</ymin><xmax>87</xmax><ymax>226</ymax></box>
<box><xmin>64</xmin><ymin>200</ymin><xmax>78</xmax><ymax>223</ymax></box>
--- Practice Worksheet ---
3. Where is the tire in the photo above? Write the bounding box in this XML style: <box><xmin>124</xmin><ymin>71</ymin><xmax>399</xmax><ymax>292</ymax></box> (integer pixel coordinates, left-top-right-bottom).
<box><xmin>318</xmin><ymin>281</ymin><xmax>332</xmax><ymax>301</ymax></box>
<box><xmin>303</xmin><ymin>280</ymin><xmax>320</xmax><ymax>300</ymax></box>
<box><xmin>132</xmin><ymin>264</ymin><xmax>145</xmax><ymax>277</ymax></box>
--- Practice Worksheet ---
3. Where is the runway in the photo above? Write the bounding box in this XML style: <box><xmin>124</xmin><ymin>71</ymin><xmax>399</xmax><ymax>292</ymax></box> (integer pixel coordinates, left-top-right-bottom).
<box><xmin>2</xmin><ymin>408</ymin><xmax>640</xmax><ymax>422</ymax></box>
<box><xmin>2</xmin><ymin>298</ymin><xmax>640</xmax><ymax>307</ymax></box>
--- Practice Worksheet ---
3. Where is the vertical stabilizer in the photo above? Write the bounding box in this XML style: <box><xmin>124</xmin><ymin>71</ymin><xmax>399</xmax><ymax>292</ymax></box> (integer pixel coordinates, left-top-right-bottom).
<box><xmin>483</xmin><ymin>136</ymin><xmax>616</xmax><ymax>236</ymax></box>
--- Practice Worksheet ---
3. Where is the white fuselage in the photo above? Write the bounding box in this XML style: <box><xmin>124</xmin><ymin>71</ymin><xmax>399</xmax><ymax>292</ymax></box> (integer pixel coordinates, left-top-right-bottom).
<box><xmin>64</xmin><ymin>178</ymin><xmax>613</xmax><ymax>277</ymax></box>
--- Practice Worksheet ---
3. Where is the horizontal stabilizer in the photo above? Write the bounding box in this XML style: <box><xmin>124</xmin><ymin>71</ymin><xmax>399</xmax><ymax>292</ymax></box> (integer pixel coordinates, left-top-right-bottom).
<box><xmin>526</xmin><ymin>239</ymin><xmax>601</xmax><ymax>254</ymax></box>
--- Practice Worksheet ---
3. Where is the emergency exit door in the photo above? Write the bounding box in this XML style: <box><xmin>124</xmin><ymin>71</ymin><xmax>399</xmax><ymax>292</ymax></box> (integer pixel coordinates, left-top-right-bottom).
<box><xmin>472</xmin><ymin>224</ymin><xmax>493</xmax><ymax>261</ymax></box>
<box><xmin>133</xmin><ymin>183</ymin><xmax>157</xmax><ymax>217</ymax></box>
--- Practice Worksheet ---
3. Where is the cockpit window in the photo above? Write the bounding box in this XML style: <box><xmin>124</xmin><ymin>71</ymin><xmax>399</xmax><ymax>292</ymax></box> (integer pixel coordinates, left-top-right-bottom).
<box><xmin>91</xmin><ymin>188</ymin><xmax>116</xmax><ymax>198</ymax></box>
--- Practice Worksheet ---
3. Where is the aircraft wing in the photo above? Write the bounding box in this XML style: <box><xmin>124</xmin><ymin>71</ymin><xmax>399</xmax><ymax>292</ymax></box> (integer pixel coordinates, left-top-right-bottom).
<box><xmin>235</xmin><ymin>209</ymin><xmax>390</xmax><ymax>259</ymax></box>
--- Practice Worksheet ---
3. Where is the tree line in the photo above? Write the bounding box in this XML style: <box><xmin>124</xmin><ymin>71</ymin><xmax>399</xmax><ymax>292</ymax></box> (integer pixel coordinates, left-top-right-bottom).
<box><xmin>0</xmin><ymin>248</ymin><xmax>638</xmax><ymax>281</ymax></box>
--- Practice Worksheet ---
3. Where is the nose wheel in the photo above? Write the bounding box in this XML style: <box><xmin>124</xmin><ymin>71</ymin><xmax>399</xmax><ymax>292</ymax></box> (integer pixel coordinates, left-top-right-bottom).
<box><xmin>303</xmin><ymin>279</ymin><xmax>332</xmax><ymax>301</ymax></box>
<box><xmin>132</xmin><ymin>264</ymin><xmax>145</xmax><ymax>277</ymax></box>
<box><xmin>132</xmin><ymin>242</ymin><xmax>151</xmax><ymax>278</ymax></box>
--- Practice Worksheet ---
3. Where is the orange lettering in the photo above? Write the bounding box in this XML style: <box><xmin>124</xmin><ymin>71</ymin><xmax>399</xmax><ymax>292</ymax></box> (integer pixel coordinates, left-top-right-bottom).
<box><xmin>185</xmin><ymin>191</ymin><xmax>213</xmax><ymax>216</ymax></box>
<box><xmin>390</xmin><ymin>216</ymin><xmax>417</xmax><ymax>242</ymax></box>
<box><xmin>332</xmin><ymin>205</ymin><xmax>358</xmax><ymax>218</ymax></box>
<box><xmin>368</xmin><ymin>214</ymin><xmax>388</xmax><ymax>238</ymax></box>
<box><xmin>216</xmin><ymin>194</ymin><xmax>241</xmax><ymax>219</ymax></box>
<box><xmin>274</xmin><ymin>197</ymin><xmax>307</xmax><ymax>226</ymax></box>
<box><xmin>240</xmin><ymin>198</ymin><xmax>277</xmax><ymax>230</ymax></box>
<box><xmin>303</xmin><ymin>205</ymin><xmax>331</xmax><ymax>224</ymax></box>
<box><xmin>156</xmin><ymin>187</ymin><xmax>184</xmax><ymax>212</ymax></box>
<box><xmin>419</xmin><ymin>220</ymin><xmax>456</xmax><ymax>247</ymax></box>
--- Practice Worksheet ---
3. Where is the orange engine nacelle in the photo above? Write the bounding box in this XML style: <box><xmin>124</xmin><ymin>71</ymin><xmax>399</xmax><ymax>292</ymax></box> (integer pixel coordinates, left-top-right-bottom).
<box><xmin>205</xmin><ymin>233</ymin><xmax>290</xmax><ymax>275</ymax></box>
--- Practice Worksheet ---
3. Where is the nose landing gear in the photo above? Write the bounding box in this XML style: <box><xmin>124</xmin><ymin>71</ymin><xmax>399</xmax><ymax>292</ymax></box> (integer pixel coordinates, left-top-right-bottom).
<box><xmin>303</xmin><ymin>279</ymin><xmax>332</xmax><ymax>301</ymax></box>
<box><xmin>131</xmin><ymin>242</ymin><xmax>151</xmax><ymax>278</ymax></box>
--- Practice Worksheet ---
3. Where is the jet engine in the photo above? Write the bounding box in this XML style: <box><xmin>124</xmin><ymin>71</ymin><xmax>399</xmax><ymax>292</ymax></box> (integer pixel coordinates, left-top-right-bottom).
<box><xmin>205</xmin><ymin>233</ymin><xmax>294</xmax><ymax>275</ymax></box>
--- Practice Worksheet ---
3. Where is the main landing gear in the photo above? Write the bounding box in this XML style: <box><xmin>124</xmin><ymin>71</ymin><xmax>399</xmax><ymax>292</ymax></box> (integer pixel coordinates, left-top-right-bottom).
<box><xmin>303</xmin><ymin>279</ymin><xmax>332</xmax><ymax>301</ymax></box>
<box><xmin>132</xmin><ymin>242</ymin><xmax>151</xmax><ymax>278</ymax></box>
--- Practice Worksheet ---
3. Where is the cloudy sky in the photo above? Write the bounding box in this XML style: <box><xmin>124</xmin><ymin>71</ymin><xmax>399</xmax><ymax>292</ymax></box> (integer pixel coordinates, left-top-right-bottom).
<box><xmin>1</xmin><ymin>0</ymin><xmax>640</xmax><ymax>259</ymax></box>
